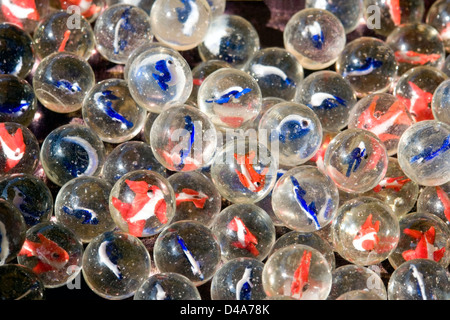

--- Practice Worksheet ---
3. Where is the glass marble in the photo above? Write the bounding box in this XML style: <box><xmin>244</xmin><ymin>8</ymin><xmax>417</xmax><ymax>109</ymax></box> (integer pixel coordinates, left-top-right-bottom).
<box><xmin>0</xmin><ymin>198</ymin><xmax>26</xmax><ymax>265</ymax></box>
<box><xmin>167</xmin><ymin>171</ymin><xmax>222</xmax><ymax>227</ymax></box>
<box><xmin>0</xmin><ymin>75</ymin><xmax>37</xmax><ymax>126</ymax></box>
<box><xmin>102</xmin><ymin>141</ymin><xmax>166</xmax><ymax>186</ymax></box>
<box><xmin>211</xmin><ymin>203</ymin><xmax>276</xmax><ymax>262</ymax></box>
<box><xmin>361</xmin><ymin>157</ymin><xmax>419</xmax><ymax>218</ymax></box>
<box><xmin>198</xmin><ymin>14</ymin><xmax>260</xmax><ymax>69</ymax></box>
<box><xmin>109</xmin><ymin>170</ymin><xmax>175</xmax><ymax>237</ymax></box>
<box><xmin>323</xmin><ymin>128</ymin><xmax>388</xmax><ymax>193</ymax></box>
<box><xmin>417</xmin><ymin>182</ymin><xmax>450</xmax><ymax>229</ymax></box>
<box><xmin>0</xmin><ymin>264</ymin><xmax>45</xmax><ymax>300</ymax></box>
<box><xmin>387</xmin><ymin>259</ymin><xmax>450</xmax><ymax>300</ymax></box>
<box><xmin>0</xmin><ymin>23</ymin><xmax>34</xmax><ymax>78</ymax></box>
<box><xmin>150</xmin><ymin>0</ymin><xmax>212</xmax><ymax>51</ymax></box>
<box><xmin>188</xmin><ymin>59</ymin><xmax>232</xmax><ymax>105</ymax></box>
<box><xmin>40</xmin><ymin>124</ymin><xmax>106</xmax><ymax>187</ymax></box>
<box><xmin>134</xmin><ymin>272</ymin><xmax>201</xmax><ymax>300</ymax></box>
<box><xmin>210</xmin><ymin>257</ymin><xmax>266</xmax><ymax>300</ymax></box>
<box><xmin>243</xmin><ymin>47</ymin><xmax>304</xmax><ymax>101</ymax></box>
<box><xmin>197</xmin><ymin>68</ymin><xmax>262</xmax><ymax>130</ymax></box>
<box><xmin>327</xmin><ymin>264</ymin><xmax>387</xmax><ymax>300</ymax></box>
<box><xmin>426</xmin><ymin>0</ymin><xmax>450</xmax><ymax>53</ymax></box>
<box><xmin>271</xmin><ymin>166</ymin><xmax>339</xmax><ymax>233</ymax></box>
<box><xmin>284</xmin><ymin>8</ymin><xmax>346</xmax><ymax>70</ymax></box>
<box><xmin>0</xmin><ymin>122</ymin><xmax>39</xmax><ymax>175</ymax></box>
<box><xmin>82</xmin><ymin>78</ymin><xmax>147</xmax><ymax>144</ymax></box>
<box><xmin>295</xmin><ymin>70</ymin><xmax>357</xmax><ymax>132</ymax></box>
<box><xmin>0</xmin><ymin>173</ymin><xmax>53</xmax><ymax>228</ymax></box>
<box><xmin>54</xmin><ymin>176</ymin><xmax>116</xmax><ymax>243</ymax></box>
<box><xmin>153</xmin><ymin>220</ymin><xmax>221</xmax><ymax>286</ymax></box>
<box><xmin>123</xmin><ymin>41</ymin><xmax>162</xmax><ymax>82</ymax></box>
<box><xmin>0</xmin><ymin>0</ymin><xmax>50</xmax><ymax>33</ymax></box>
<box><xmin>94</xmin><ymin>4</ymin><xmax>153</xmax><ymax>64</ymax></box>
<box><xmin>331</xmin><ymin>197</ymin><xmax>400</xmax><ymax>266</ymax></box>
<box><xmin>210</xmin><ymin>138</ymin><xmax>278</xmax><ymax>204</ymax></box>
<box><xmin>348</xmin><ymin>93</ymin><xmax>414</xmax><ymax>156</ymax></box>
<box><xmin>262</xmin><ymin>244</ymin><xmax>332</xmax><ymax>300</ymax></box>
<box><xmin>127</xmin><ymin>44</ymin><xmax>193</xmax><ymax>113</ymax></box>
<box><xmin>33</xmin><ymin>10</ymin><xmax>95</xmax><ymax>60</ymax></box>
<box><xmin>17</xmin><ymin>221</ymin><xmax>83</xmax><ymax>288</ymax></box>
<box><xmin>33</xmin><ymin>52</ymin><xmax>95</xmax><ymax>113</ymax></box>
<box><xmin>306</xmin><ymin>0</ymin><xmax>363</xmax><ymax>34</ymax></box>
<box><xmin>432</xmin><ymin>79</ymin><xmax>450</xmax><ymax>125</ymax></box>
<box><xmin>397</xmin><ymin>120</ymin><xmax>450</xmax><ymax>186</ymax></box>
<box><xmin>388</xmin><ymin>212</ymin><xmax>450</xmax><ymax>270</ymax></box>
<box><xmin>362</xmin><ymin>0</ymin><xmax>425</xmax><ymax>37</ymax></box>
<box><xmin>258</xmin><ymin>101</ymin><xmax>322</xmax><ymax>167</ymax></box>
<box><xmin>393</xmin><ymin>66</ymin><xmax>447</xmax><ymax>122</ymax></box>
<box><xmin>270</xmin><ymin>230</ymin><xmax>336</xmax><ymax>270</ymax></box>
<box><xmin>150</xmin><ymin>104</ymin><xmax>217</xmax><ymax>171</ymax></box>
<box><xmin>335</xmin><ymin>37</ymin><xmax>398</xmax><ymax>98</ymax></box>
<box><xmin>82</xmin><ymin>231</ymin><xmax>152</xmax><ymax>300</ymax></box>
<box><xmin>386</xmin><ymin>23</ymin><xmax>445</xmax><ymax>76</ymax></box>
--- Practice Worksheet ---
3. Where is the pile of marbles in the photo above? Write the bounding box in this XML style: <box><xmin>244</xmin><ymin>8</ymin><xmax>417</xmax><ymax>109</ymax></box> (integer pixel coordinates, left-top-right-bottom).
<box><xmin>0</xmin><ymin>0</ymin><xmax>449</xmax><ymax>301</ymax></box>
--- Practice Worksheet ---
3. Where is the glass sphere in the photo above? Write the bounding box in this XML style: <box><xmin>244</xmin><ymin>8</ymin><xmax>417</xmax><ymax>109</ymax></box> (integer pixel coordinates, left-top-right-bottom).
<box><xmin>336</xmin><ymin>37</ymin><xmax>398</xmax><ymax>98</ymax></box>
<box><xmin>94</xmin><ymin>4</ymin><xmax>153</xmax><ymax>64</ymax></box>
<box><xmin>284</xmin><ymin>8</ymin><xmax>346</xmax><ymax>70</ymax></box>
<box><xmin>82</xmin><ymin>78</ymin><xmax>147</xmax><ymax>144</ymax></box>
<box><xmin>127</xmin><ymin>44</ymin><xmax>193</xmax><ymax>113</ymax></box>
<box><xmin>210</xmin><ymin>138</ymin><xmax>279</xmax><ymax>204</ymax></box>
<box><xmin>198</xmin><ymin>14</ymin><xmax>260</xmax><ymax>69</ymax></box>
<box><xmin>82</xmin><ymin>231</ymin><xmax>152</xmax><ymax>300</ymax></box>
<box><xmin>386</xmin><ymin>23</ymin><xmax>445</xmax><ymax>76</ymax></box>
<box><xmin>150</xmin><ymin>0</ymin><xmax>211</xmax><ymax>51</ymax></box>
<box><xmin>210</xmin><ymin>257</ymin><xmax>266</xmax><ymax>300</ymax></box>
<box><xmin>33</xmin><ymin>52</ymin><xmax>95</xmax><ymax>113</ymax></box>
<box><xmin>153</xmin><ymin>220</ymin><xmax>221</xmax><ymax>286</ymax></box>
<box><xmin>295</xmin><ymin>70</ymin><xmax>357</xmax><ymax>132</ymax></box>
<box><xmin>134</xmin><ymin>272</ymin><xmax>201</xmax><ymax>300</ymax></box>
<box><xmin>271</xmin><ymin>166</ymin><xmax>339</xmax><ymax>233</ymax></box>
<box><xmin>40</xmin><ymin>124</ymin><xmax>106</xmax><ymax>187</ymax></box>
<box><xmin>323</xmin><ymin>128</ymin><xmax>388</xmax><ymax>193</ymax></box>
<box><xmin>387</xmin><ymin>259</ymin><xmax>450</xmax><ymax>300</ymax></box>
<box><xmin>262</xmin><ymin>244</ymin><xmax>332</xmax><ymax>300</ymax></box>
<box><xmin>33</xmin><ymin>10</ymin><xmax>95</xmax><ymax>60</ymax></box>
<box><xmin>109</xmin><ymin>170</ymin><xmax>176</xmax><ymax>237</ymax></box>
<box><xmin>331</xmin><ymin>197</ymin><xmax>400</xmax><ymax>266</ymax></box>
<box><xmin>397</xmin><ymin>120</ymin><xmax>450</xmax><ymax>186</ymax></box>
<box><xmin>243</xmin><ymin>47</ymin><xmax>304</xmax><ymax>101</ymax></box>
<box><xmin>197</xmin><ymin>68</ymin><xmax>262</xmax><ymax>130</ymax></box>
<box><xmin>258</xmin><ymin>101</ymin><xmax>323</xmax><ymax>167</ymax></box>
